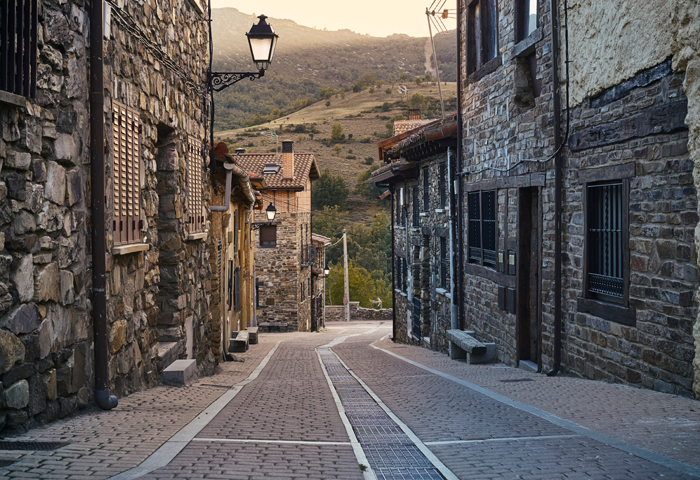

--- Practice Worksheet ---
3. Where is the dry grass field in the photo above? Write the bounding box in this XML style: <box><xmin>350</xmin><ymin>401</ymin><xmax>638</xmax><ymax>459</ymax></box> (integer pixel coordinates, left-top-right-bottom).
<box><xmin>216</xmin><ymin>81</ymin><xmax>457</xmax><ymax>225</ymax></box>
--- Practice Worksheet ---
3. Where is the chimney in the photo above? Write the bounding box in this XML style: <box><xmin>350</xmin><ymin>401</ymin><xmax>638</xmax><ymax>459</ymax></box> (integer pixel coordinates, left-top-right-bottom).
<box><xmin>408</xmin><ymin>106</ymin><xmax>421</xmax><ymax>121</ymax></box>
<box><xmin>235</xmin><ymin>148</ymin><xmax>246</xmax><ymax>155</ymax></box>
<box><xmin>282</xmin><ymin>140</ymin><xmax>294</xmax><ymax>179</ymax></box>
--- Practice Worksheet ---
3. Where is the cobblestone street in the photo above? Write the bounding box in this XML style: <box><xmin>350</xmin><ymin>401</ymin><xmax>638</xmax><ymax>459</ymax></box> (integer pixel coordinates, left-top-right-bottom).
<box><xmin>1</xmin><ymin>321</ymin><xmax>699</xmax><ymax>480</ymax></box>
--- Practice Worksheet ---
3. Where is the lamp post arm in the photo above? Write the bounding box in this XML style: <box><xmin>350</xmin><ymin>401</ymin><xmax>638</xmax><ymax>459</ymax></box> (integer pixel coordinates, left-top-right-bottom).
<box><xmin>208</xmin><ymin>69</ymin><xmax>265</xmax><ymax>92</ymax></box>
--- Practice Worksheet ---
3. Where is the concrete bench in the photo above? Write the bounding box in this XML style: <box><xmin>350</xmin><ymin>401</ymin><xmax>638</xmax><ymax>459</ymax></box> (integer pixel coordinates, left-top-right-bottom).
<box><xmin>447</xmin><ymin>330</ymin><xmax>496</xmax><ymax>364</ymax></box>
<box><xmin>162</xmin><ymin>359</ymin><xmax>198</xmax><ymax>386</ymax></box>
<box><xmin>229</xmin><ymin>330</ymin><xmax>249</xmax><ymax>353</ymax></box>
<box><xmin>248</xmin><ymin>327</ymin><xmax>259</xmax><ymax>345</ymax></box>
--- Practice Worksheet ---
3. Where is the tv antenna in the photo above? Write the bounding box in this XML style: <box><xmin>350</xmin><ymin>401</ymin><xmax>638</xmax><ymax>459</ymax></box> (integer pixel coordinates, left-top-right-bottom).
<box><xmin>426</xmin><ymin>0</ymin><xmax>456</xmax><ymax>118</ymax></box>
<box><xmin>398</xmin><ymin>85</ymin><xmax>409</xmax><ymax>99</ymax></box>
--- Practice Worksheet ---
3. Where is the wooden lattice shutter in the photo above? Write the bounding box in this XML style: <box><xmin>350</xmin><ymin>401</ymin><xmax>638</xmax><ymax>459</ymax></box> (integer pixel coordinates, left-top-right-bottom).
<box><xmin>187</xmin><ymin>136</ymin><xmax>204</xmax><ymax>234</ymax></box>
<box><xmin>112</xmin><ymin>102</ymin><xmax>141</xmax><ymax>245</ymax></box>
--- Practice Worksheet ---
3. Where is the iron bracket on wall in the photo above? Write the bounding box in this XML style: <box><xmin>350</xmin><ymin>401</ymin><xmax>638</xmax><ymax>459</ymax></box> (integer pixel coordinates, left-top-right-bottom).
<box><xmin>208</xmin><ymin>70</ymin><xmax>264</xmax><ymax>92</ymax></box>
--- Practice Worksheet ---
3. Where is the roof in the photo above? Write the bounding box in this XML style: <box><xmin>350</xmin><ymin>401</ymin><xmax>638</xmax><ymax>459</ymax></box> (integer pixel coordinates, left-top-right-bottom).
<box><xmin>393</xmin><ymin>119</ymin><xmax>434</xmax><ymax>136</ymax></box>
<box><xmin>234</xmin><ymin>153</ymin><xmax>320</xmax><ymax>191</ymax></box>
<box><xmin>312</xmin><ymin>233</ymin><xmax>331</xmax><ymax>245</ymax></box>
<box><xmin>378</xmin><ymin>114</ymin><xmax>458</xmax><ymax>163</ymax></box>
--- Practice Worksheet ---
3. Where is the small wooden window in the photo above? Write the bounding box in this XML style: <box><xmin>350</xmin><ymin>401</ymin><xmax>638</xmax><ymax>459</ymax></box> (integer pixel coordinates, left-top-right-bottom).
<box><xmin>228</xmin><ymin>259</ymin><xmax>233</xmax><ymax>311</ymax></box>
<box><xmin>517</xmin><ymin>0</ymin><xmax>538</xmax><ymax>42</ymax></box>
<box><xmin>468</xmin><ymin>190</ymin><xmax>497</xmax><ymax>268</ymax></box>
<box><xmin>112</xmin><ymin>102</ymin><xmax>142</xmax><ymax>246</ymax></box>
<box><xmin>423</xmin><ymin>167</ymin><xmax>429</xmax><ymax>212</ymax></box>
<box><xmin>402</xmin><ymin>258</ymin><xmax>408</xmax><ymax>292</ymax></box>
<box><xmin>234</xmin><ymin>268</ymin><xmax>240</xmax><ymax>312</ymax></box>
<box><xmin>0</xmin><ymin>0</ymin><xmax>38</xmax><ymax>98</ymax></box>
<box><xmin>440</xmin><ymin>236</ymin><xmax>448</xmax><ymax>288</ymax></box>
<box><xmin>260</xmin><ymin>225</ymin><xmax>276</xmax><ymax>248</ymax></box>
<box><xmin>187</xmin><ymin>136</ymin><xmax>205</xmax><ymax>234</ymax></box>
<box><xmin>467</xmin><ymin>0</ymin><xmax>498</xmax><ymax>75</ymax></box>
<box><xmin>439</xmin><ymin>163</ymin><xmax>447</xmax><ymax>209</ymax></box>
<box><xmin>412</xmin><ymin>187</ymin><xmax>419</xmax><ymax>227</ymax></box>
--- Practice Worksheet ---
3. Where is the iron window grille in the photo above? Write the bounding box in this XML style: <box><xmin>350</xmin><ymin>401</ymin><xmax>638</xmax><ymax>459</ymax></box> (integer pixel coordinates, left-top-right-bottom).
<box><xmin>440</xmin><ymin>236</ymin><xmax>448</xmax><ymax>288</ymax></box>
<box><xmin>586</xmin><ymin>182</ymin><xmax>625</xmax><ymax>304</ymax></box>
<box><xmin>468</xmin><ymin>190</ymin><xmax>497</xmax><ymax>268</ymax></box>
<box><xmin>260</xmin><ymin>225</ymin><xmax>276</xmax><ymax>248</ymax></box>
<box><xmin>234</xmin><ymin>268</ymin><xmax>240</xmax><ymax>312</ymax></box>
<box><xmin>228</xmin><ymin>259</ymin><xmax>233</xmax><ymax>311</ymax></box>
<box><xmin>112</xmin><ymin>101</ymin><xmax>142</xmax><ymax>245</ymax></box>
<box><xmin>466</xmin><ymin>0</ymin><xmax>498</xmax><ymax>75</ymax></box>
<box><xmin>187</xmin><ymin>136</ymin><xmax>205</xmax><ymax>234</ymax></box>
<box><xmin>439</xmin><ymin>163</ymin><xmax>447</xmax><ymax>209</ymax></box>
<box><xmin>423</xmin><ymin>167</ymin><xmax>429</xmax><ymax>212</ymax></box>
<box><xmin>0</xmin><ymin>0</ymin><xmax>38</xmax><ymax>98</ymax></box>
<box><xmin>301</xmin><ymin>280</ymin><xmax>305</xmax><ymax>301</ymax></box>
<box><xmin>402</xmin><ymin>258</ymin><xmax>408</xmax><ymax>292</ymax></box>
<box><xmin>412</xmin><ymin>187</ymin><xmax>419</xmax><ymax>227</ymax></box>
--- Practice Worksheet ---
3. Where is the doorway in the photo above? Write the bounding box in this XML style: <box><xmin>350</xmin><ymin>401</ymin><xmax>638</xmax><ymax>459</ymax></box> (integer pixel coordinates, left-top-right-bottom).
<box><xmin>517</xmin><ymin>187</ymin><xmax>540</xmax><ymax>367</ymax></box>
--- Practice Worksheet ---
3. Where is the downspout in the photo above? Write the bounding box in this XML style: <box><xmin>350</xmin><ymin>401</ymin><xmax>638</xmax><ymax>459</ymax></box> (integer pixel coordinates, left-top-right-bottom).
<box><xmin>455</xmin><ymin>0</ymin><xmax>465</xmax><ymax>330</ymax></box>
<box><xmin>210</xmin><ymin>162</ymin><xmax>235</xmax><ymax>212</ymax></box>
<box><xmin>448</xmin><ymin>148</ymin><xmax>459</xmax><ymax>334</ymax></box>
<box><xmin>90</xmin><ymin>0</ymin><xmax>117</xmax><ymax>410</ymax></box>
<box><xmin>390</xmin><ymin>185</ymin><xmax>397</xmax><ymax>341</ymax></box>
<box><xmin>547</xmin><ymin>0</ymin><xmax>564</xmax><ymax>376</ymax></box>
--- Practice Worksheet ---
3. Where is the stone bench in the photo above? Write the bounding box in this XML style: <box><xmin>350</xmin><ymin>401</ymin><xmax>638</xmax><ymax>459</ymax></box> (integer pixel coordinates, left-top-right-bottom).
<box><xmin>248</xmin><ymin>327</ymin><xmax>259</xmax><ymax>345</ymax></box>
<box><xmin>162</xmin><ymin>359</ymin><xmax>198</xmax><ymax>386</ymax></box>
<box><xmin>258</xmin><ymin>322</ymin><xmax>288</xmax><ymax>333</ymax></box>
<box><xmin>229</xmin><ymin>330</ymin><xmax>249</xmax><ymax>353</ymax></box>
<box><xmin>447</xmin><ymin>330</ymin><xmax>496</xmax><ymax>364</ymax></box>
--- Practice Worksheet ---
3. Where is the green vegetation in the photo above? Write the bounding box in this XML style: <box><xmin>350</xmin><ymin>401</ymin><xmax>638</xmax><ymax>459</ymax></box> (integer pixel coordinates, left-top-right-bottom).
<box><xmin>355</xmin><ymin>165</ymin><xmax>384</xmax><ymax>200</ymax></box>
<box><xmin>312</xmin><ymin>169</ymin><xmax>349</xmax><ymax>208</ymax></box>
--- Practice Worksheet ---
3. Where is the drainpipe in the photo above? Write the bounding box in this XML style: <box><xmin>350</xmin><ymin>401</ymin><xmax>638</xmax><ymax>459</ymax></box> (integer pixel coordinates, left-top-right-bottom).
<box><xmin>90</xmin><ymin>0</ymin><xmax>117</xmax><ymax>410</ymax></box>
<box><xmin>447</xmin><ymin>148</ymin><xmax>459</xmax><ymax>335</ymax></box>
<box><xmin>547</xmin><ymin>0</ymin><xmax>563</xmax><ymax>376</ymax></box>
<box><xmin>455</xmin><ymin>0</ymin><xmax>465</xmax><ymax>330</ymax></box>
<box><xmin>210</xmin><ymin>162</ymin><xmax>235</xmax><ymax>212</ymax></box>
<box><xmin>390</xmin><ymin>185</ymin><xmax>396</xmax><ymax>341</ymax></box>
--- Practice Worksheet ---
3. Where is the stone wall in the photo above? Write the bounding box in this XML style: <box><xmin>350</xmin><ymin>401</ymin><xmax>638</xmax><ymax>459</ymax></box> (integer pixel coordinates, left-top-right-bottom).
<box><xmin>324</xmin><ymin>303</ymin><xmax>391</xmax><ymax>322</ymax></box>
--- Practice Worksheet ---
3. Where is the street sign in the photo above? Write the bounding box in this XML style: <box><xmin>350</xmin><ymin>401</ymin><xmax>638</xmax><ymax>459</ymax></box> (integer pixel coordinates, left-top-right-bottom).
<box><xmin>343</xmin><ymin>297</ymin><xmax>348</xmax><ymax>305</ymax></box>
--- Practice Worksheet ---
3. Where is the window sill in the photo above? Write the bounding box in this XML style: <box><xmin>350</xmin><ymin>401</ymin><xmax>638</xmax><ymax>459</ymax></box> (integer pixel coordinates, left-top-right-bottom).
<box><xmin>399</xmin><ymin>292</ymin><xmax>408</xmax><ymax>298</ymax></box>
<box><xmin>435</xmin><ymin>208</ymin><xmax>447</xmax><ymax>214</ymax></box>
<box><xmin>260</xmin><ymin>245</ymin><xmax>277</xmax><ymax>249</ymax></box>
<box><xmin>410</xmin><ymin>227</ymin><xmax>421</xmax><ymax>232</ymax></box>
<box><xmin>0</xmin><ymin>90</ymin><xmax>26</xmax><ymax>108</ymax></box>
<box><xmin>419</xmin><ymin>212</ymin><xmax>429</xmax><ymax>217</ymax></box>
<box><xmin>512</xmin><ymin>28</ymin><xmax>543</xmax><ymax>58</ymax></box>
<box><xmin>577</xmin><ymin>297</ymin><xmax>636</xmax><ymax>326</ymax></box>
<box><xmin>436</xmin><ymin>288</ymin><xmax>451</xmax><ymax>299</ymax></box>
<box><xmin>395</xmin><ymin>226</ymin><xmax>406</xmax><ymax>230</ymax></box>
<box><xmin>187</xmin><ymin>232</ymin><xmax>208</xmax><ymax>241</ymax></box>
<box><xmin>113</xmin><ymin>243</ymin><xmax>149</xmax><ymax>256</ymax></box>
<box><xmin>466</xmin><ymin>55</ymin><xmax>503</xmax><ymax>85</ymax></box>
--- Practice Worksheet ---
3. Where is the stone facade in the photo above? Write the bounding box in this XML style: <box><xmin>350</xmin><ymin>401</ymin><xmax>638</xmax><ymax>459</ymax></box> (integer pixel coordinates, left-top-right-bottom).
<box><xmin>0</xmin><ymin>0</ymin><xmax>213</xmax><ymax>433</ymax></box>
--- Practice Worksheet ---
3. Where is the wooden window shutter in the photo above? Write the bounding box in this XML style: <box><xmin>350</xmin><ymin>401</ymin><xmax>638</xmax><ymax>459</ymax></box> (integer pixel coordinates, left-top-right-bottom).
<box><xmin>187</xmin><ymin>136</ymin><xmax>204</xmax><ymax>234</ymax></box>
<box><xmin>112</xmin><ymin>101</ymin><xmax>142</xmax><ymax>245</ymax></box>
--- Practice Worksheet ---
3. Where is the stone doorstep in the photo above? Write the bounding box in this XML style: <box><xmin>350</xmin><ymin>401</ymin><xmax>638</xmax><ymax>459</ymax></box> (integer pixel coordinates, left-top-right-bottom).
<box><xmin>157</xmin><ymin>342</ymin><xmax>179</xmax><ymax>371</ymax></box>
<box><xmin>161</xmin><ymin>359</ymin><xmax>198</xmax><ymax>386</ymax></box>
<box><xmin>248</xmin><ymin>327</ymin><xmax>259</xmax><ymax>345</ymax></box>
<box><xmin>229</xmin><ymin>330</ymin><xmax>249</xmax><ymax>353</ymax></box>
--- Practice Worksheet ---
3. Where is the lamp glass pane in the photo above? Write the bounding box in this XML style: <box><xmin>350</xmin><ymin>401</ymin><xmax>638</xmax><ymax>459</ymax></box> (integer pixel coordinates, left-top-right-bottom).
<box><xmin>249</xmin><ymin>37</ymin><xmax>273</xmax><ymax>63</ymax></box>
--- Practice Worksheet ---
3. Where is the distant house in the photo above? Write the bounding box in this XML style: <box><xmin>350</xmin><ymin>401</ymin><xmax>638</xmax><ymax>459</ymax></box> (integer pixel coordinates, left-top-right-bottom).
<box><xmin>235</xmin><ymin>141</ymin><xmax>320</xmax><ymax>331</ymax></box>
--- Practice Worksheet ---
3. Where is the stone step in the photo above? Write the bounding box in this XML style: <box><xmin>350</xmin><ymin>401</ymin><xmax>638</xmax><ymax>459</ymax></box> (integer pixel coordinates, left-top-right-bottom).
<box><xmin>157</xmin><ymin>342</ymin><xmax>179</xmax><ymax>370</ymax></box>
<box><xmin>248</xmin><ymin>327</ymin><xmax>259</xmax><ymax>345</ymax></box>
<box><xmin>258</xmin><ymin>322</ymin><xmax>288</xmax><ymax>333</ymax></box>
<box><xmin>161</xmin><ymin>359</ymin><xmax>197</xmax><ymax>386</ymax></box>
<box><xmin>229</xmin><ymin>330</ymin><xmax>249</xmax><ymax>353</ymax></box>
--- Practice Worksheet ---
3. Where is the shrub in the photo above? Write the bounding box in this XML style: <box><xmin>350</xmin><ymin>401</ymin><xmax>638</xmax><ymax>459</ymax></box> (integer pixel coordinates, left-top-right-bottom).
<box><xmin>360</xmin><ymin>136</ymin><xmax>371</xmax><ymax>143</ymax></box>
<box><xmin>364</xmin><ymin>156</ymin><xmax>374</xmax><ymax>165</ymax></box>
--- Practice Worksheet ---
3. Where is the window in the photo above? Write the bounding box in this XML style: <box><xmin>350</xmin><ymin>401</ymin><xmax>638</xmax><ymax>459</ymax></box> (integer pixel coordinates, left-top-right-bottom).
<box><xmin>0</xmin><ymin>0</ymin><xmax>38</xmax><ymax>98</ymax></box>
<box><xmin>412</xmin><ymin>187</ymin><xmax>419</xmax><ymax>227</ymax></box>
<box><xmin>440</xmin><ymin>236</ymin><xmax>448</xmax><ymax>288</ymax></box>
<box><xmin>112</xmin><ymin>101</ymin><xmax>142</xmax><ymax>245</ymax></box>
<box><xmin>586</xmin><ymin>182</ymin><xmax>625</xmax><ymax>304</ymax></box>
<box><xmin>466</xmin><ymin>0</ymin><xmax>498</xmax><ymax>75</ymax></box>
<box><xmin>396</xmin><ymin>259</ymin><xmax>402</xmax><ymax>291</ymax></box>
<box><xmin>517</xmin><ymin>0</ymin><xmax>537</xmax><ymax>42</ymax></box>
<box><xmin>260</xmin><ymin>225</ymin><xmax>276</xmax><ymax>248</ymax></box>
<box><xmin>423</xmin><ymin>167</ymin><xmax>429</xmax><ymax>212</ymax></box>
<box><xmin>187</xmin><ymin>136</ymin><xmax>205</xmax><ymax>234</ymax></box>
<box><xmin>228</xmin><ymin>259</ymin><xmax>233</xmax><ymax>311</ymax></box>
<box><xmin>468</xmin><ymin>190</ymin><xmax>496</xmax><ymax>268</ymax></box>
<box><xmin>301</xmin><ymin>280</ymin><xmax>305</xmax><ymax>302</ymax></box>
<box><xmin>234</xmin><ymin>211</ymin><xmax>239</xmax><ymax>250</ymax></box>
<box><xmin>234</xmin><ymin>268</ymin><xmax>240</xmax><ymax>312</ymax></box>
<box><xmin>439</xmin><ymin>163</ymin><xmax>447</xmax><ymax>209</ymax></box>
<box><xmin>402</xmin><ymin>258</ymin><xmax>408</xmax><ymax>292</ymax></box>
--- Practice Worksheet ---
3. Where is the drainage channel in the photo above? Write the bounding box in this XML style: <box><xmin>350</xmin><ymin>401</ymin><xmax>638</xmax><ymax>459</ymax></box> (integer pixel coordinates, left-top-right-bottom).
<box><xmin>318</xmin><ymin>347</ymin><xmax>446</xmax><ymax>480</ymax></box>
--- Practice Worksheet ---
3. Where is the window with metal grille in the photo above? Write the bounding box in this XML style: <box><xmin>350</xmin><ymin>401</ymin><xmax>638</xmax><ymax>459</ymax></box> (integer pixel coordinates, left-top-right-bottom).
<box><xmin>466</xmin><ymin>0</ymin><xmax>498</xmax><ymax>75</ymax></box>
<box><xmin>234</xmin><ymin>268</ymin><xmax>240</xmax><ymax>312</ymax></box>
<box><xmin>423</xmin><ymin>167</ymin><xmax>429</xmax><ymax>212</ymax></box>
<box><xmin>587</xmin><ymin>182</ymin><xmax>625</xmax><ymax>304</ymax></box>
<box><xmin>112</xmin><ymin>102</ymin><xmax>142</xmax><ymax>245</ymax></box>
<box><xmin>402</xmin><ymin>258</ymin><xmax>408</xmax><ymax>292</ymax></box>
<box><xmin>228</xmin><ymin>259</ymin><xmax>233</xmax><ymax>311</ymax></box>
<box><xmin>439</xmin><ymin>163</ymin><xmax>447</xmax><ymax>209</ymax></box>
<box><xmin>412</xmin><ymin>187</ymin><xmax>419</xmax><ymax>227</ymax></box>
<box><xmin>440</xmin><ymin>236</ymin><xmax>448</xmax><ymax>288</ymax></box>
<box><xmin>468</xmin><ymin>190</ymin><xmax>496</xmax><ymax>268</ymax></box>
<box><xmin>0</xmin><ymin>0</ymin><xmax>38</xmax><ymax>98</ymax></box>
<box><xmin>187</xmin><ymin>136</ymin><xmax>205</xmax><ymax>234</ymax></box>
<box><xmin>301</xmin><ymin>280</ymin><xmax>305</xmax><ymax>302</ymax></box>
<box><xmin>260</xmin><ymin>225</ymin><xmax>276</xmax><ymax>248</ymax></box>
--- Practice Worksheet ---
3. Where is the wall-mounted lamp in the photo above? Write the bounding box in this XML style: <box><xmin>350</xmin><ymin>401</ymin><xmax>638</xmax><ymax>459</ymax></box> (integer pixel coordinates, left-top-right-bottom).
<box><xmin>252</xmin><ymin>203</ymin><xmax>277</xmax><ymax>230</ymax></box>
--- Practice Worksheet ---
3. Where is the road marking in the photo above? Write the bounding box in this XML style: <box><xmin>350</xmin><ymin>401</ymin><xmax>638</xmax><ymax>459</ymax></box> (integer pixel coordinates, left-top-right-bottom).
<box><xmin>109</xmin><ymin>341</ymin><xmax>283</xmax><ymax>480</ymax></box>
<box><xmin>193</xmin><ymin>438</ymin><xmax>352</xmax><ymax>446</ymax></box>
<box><xmin>330</xmin><ymin>350</ymin><xmax>459</xmax><ymax>480</ymax></box>
<box><xmin>425</xmin><ymin>434</ymin><xmax>581</xmax><ymax>445</ymax></box>
<box><xmin>371</xmin><ymin>342</ymin><xmax>700</xmax><ymax>479</ymax></box>
<box><xmin>316</xmin><ymin>346</ymin><xmax>377</xmax><ymax>480</ymax></box>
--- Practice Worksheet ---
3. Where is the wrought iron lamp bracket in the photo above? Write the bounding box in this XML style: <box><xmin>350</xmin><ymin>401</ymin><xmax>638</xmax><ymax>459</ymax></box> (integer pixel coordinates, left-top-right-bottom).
<box><xmin>208</xmin><ymin>70</ymin><xmax>265</xmax><ymax>92</ymax></box>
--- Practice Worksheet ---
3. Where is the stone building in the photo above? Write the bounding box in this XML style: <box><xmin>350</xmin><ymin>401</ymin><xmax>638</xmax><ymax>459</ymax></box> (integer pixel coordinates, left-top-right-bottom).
<box><xmin>446</xmin><ymin>0</ymin><xmax>700</xmax><ymax>397</ymax></box>
<box><xmin>373</xmin><ymin>115</ymin><xmax>458</xmax><ymax>352</ymax></box>
<box><xmin>209</xmin><ymin>144</ymin><xmax>258</xmax><ymax>359</ymax></box>
<box><xmin>0</xmin><ymin>0</ymin><xmax>214</xmax><ymax>433</ymax></box>
<box><xmin>235</xmin><ymin>141</ymin><xmax>320</xmax><ymax>332</ymax></box>
<box><xmin>311</xmin><ymin>233</ymin><xmax>330</xmax><ymax>330</ymax></box>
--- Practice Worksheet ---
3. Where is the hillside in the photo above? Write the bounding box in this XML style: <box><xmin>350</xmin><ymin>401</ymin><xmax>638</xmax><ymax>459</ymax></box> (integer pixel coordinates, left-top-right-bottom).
<box><xmin>216</xmin><ymin>81</ymin><xmax>458</xmax><ymax>225</ymax></box>
<box><xmin>211</xmin><ymin>8</ymin><xmax>456</xmax><ymax>131</ymax></box>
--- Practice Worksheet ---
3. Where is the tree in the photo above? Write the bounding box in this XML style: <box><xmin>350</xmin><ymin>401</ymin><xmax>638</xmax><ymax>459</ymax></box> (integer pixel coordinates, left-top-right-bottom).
<box><xmin>330</xmin><ymin>124</ymin><xmax>344</xmax><ymax>143</ymax></box>
<box><xmin>326</xmin><ymin>261</ymin><xmax>390</xmax><ymax>308</ymax></box>
<box><xmin>333</xmin><ymin>144</ymin><xmax>342</xmax><ymax>156</ymax></box>
<box><xmin>354</xmin><ymin>164</ymin><xmax>383</xmax><ymax>200</ymax></box>
<box><xmin>319</xmin><ymin>86</ymin><xmax>335</xmax><ymax>100</ymax></box>
<box><xmin>312</xmin><ymin>168</ymin><xmax>349</xmax><ymax>208</ymax></box>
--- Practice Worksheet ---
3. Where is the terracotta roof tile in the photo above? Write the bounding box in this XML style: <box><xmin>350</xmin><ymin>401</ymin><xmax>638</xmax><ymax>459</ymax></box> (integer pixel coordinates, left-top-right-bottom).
<box><xmin>234</xmin><ymin>153</ymin><xmax>320</xmax><ymax>190</ymax></box>
<box><xmin>393</xmin><ymin>119</ymin><xmax>434</xmax><ymax>135</ymax></box>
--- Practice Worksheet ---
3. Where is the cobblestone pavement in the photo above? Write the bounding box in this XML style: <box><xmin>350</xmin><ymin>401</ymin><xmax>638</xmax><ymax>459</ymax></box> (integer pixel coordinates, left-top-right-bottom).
<box><xmin>0</xmin><ymin>321</ymin><xmax>699</xmax><ymax>480</ymax></box>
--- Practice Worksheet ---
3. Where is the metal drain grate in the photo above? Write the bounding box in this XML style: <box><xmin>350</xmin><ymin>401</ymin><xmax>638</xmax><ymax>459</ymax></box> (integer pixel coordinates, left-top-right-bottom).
<box><xmin>0</xmin><ymin>441</ymin><xmax>69</xmax><ymax>451</ymax></box>
<box><xmin>319</xmin><ymin>347</ymin><xmax>445</xmax><ymax>480</ymax></box>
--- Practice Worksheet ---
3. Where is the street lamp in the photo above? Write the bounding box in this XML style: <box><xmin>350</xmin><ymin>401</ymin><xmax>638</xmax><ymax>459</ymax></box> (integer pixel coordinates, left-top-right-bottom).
<box><xmin>324</xmin><ymin>265</ymin><xmax>330</xmax><ymax>277</ymax></box>
<box><xmin>207</xmin><ymin>14</ymin><xmax>279</xmax><ymax>171</ymax></box>
<box><xmin>252</xmin><ymin>203</ymin><xmax>278</xmax><ymax>230</ymax></box>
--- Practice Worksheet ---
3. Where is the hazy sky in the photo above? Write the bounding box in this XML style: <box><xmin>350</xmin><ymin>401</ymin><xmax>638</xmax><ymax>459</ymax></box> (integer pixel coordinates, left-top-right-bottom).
<box><xmin>210</xmin><ymin>0</ymin><xmax>456</xmax><ymax>38</ymax></box>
